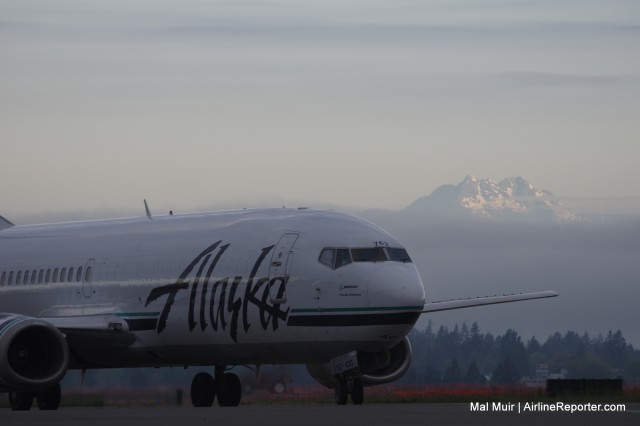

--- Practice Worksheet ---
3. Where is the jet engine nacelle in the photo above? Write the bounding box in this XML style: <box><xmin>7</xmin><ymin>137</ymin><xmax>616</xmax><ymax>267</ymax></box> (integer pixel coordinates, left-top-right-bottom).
<box><xmin>0</xmin><ymin>315</ymin><xmax>69</xmax><ymax>391</ymax></box>
<box><xmin>306</xmin><ymin>336</ymin><xmax>412</xmax><ymax>388</ymax></box>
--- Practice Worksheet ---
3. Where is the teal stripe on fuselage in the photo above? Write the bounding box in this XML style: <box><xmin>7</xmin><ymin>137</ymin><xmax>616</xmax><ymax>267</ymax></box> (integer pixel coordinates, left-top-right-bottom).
<box><xmin>290</xmin><ymin>305</ymin><xmax>423</xmax><ymax>314</ymax></box>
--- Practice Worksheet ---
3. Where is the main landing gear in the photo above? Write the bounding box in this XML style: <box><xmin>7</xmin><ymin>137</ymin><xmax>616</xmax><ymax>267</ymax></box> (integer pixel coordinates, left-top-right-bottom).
<box><xmin>190</xmin><ymin>366</ymin><xmax>242</xmax><ymax>407</ymax></box>
<box><xmin>8</xmin><ymin>383</ymin><xmax>61</xmax><ymax>411</ymax></box>
<box><xmin>334</xmin><ymin>374</ymin><xmax>364</xmax><ymax>405</ymax></box>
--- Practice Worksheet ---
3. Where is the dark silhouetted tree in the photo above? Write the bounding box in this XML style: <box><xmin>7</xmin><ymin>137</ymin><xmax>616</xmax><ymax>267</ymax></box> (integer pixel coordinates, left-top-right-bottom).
<box><xmin>464</xmin><ymin>360</ymin><xmax>486</xmax><ymax>384</ymax></box>
<box><xmin>491</xmin><ymin>357</ymin><xmax>521</xmax><ymax>384</ymax></box>
<box><xmin>497</xmin><ymin>329</ymin><xmax>529</xmax><ymax>375</ymax></box>
<box><xmin>601</xmin><ymin>330</ymin><xmax>631</xmax><ymax>369</ymax></box>
<box><xmin>567</xmin><ymin>354</ymin><xmax>613</xmax><ymax>379</ymax></box>
<box><xmin>442</xmin><ymin>358</ymin><xmax>462</xmax><ymax>383</ymax></box>
<box><xmin>422</xmin><ymin>364</ymin><xmax>442</xmax><ymax>384</ymax></box>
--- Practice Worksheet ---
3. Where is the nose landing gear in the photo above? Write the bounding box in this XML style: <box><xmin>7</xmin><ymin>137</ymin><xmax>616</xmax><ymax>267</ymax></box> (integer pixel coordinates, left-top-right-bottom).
<box><xmin>334</xmin><ymin>374</ymin><xmax>364</xmax><ymax>405</ymax></box>
<box><xmin>190</xmin><ymin>366</ymin><xmax>242</xmax><ymax>407</ymax></box>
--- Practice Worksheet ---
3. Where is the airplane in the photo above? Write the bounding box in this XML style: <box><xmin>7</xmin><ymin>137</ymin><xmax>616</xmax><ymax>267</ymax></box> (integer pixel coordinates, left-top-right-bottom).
<box><xmin>0</xmin><ymin>206</ymin><xmax>557</xmax><ymax>410</ymax></box>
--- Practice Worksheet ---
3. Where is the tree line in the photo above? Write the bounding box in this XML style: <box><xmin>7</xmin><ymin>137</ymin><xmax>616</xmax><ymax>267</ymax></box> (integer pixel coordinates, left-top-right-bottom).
<box><xmin>401</xmin><ymin>321</ymin><xmax>640</xmax><ymax>384</ymax></box>
<box><xmin>67</xmin><ymin>322</ymin><xmax>640</xmax><ymax>388</ymax></box>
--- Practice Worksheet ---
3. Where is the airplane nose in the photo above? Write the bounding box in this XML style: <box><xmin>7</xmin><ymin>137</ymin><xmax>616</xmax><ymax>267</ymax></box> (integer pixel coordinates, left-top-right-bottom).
<box><xmin>367</xmin><ymin>264</ymin><xmax>426</xmax><ymax>310</ymax></box>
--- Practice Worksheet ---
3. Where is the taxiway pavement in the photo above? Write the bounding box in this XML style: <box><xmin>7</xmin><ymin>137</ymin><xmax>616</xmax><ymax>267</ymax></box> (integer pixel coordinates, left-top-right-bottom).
<box><xmin>1</xmin><ymin>403</ymin><xmax>639</xmax><ymax>426</ymax></box>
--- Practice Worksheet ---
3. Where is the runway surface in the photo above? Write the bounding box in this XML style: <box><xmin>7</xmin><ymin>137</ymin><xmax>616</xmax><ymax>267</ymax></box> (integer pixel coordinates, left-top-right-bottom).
<box><xmin>1</xmin><ymin>403</ymin><xmax>639</xmax><ymax>426</ymax></box>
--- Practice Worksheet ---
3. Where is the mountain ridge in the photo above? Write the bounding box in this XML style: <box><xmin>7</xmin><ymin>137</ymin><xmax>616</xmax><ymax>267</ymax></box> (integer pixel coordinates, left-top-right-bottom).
<box><xmin>405</xmin><ymin>175</ymin><xmax>576</xmax><ymax>222</ymax></box>
<box><xmin>365</xmin><ymin>176</ymin><xmax>578</xmax><ymax>223</ymax></box>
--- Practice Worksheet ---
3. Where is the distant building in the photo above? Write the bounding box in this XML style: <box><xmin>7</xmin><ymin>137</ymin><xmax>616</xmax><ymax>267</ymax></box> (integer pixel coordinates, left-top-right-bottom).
<box><xmin>521</xmin><ymin>364</ymin><xmax>567</xmax><ymax>387</ymax></box>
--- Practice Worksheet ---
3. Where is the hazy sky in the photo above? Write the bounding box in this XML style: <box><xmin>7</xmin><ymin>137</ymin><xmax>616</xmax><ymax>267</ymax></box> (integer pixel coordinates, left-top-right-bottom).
<box><xmin>2</xmin><ymin>0</ymin><xmax>640</xmax><ymax>219</ymax></box>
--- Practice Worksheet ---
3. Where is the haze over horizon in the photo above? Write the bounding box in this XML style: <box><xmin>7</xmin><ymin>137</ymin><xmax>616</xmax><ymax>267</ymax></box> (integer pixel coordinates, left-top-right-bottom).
<box><xmin>5</xmin><ymin>173</ymin><xmax>640</xmax><ymax>226</ymax></box>
<box><xmin>2</xmin><ymin>0</ymin><xmax>640</xmax><ymax>218</ymax></box>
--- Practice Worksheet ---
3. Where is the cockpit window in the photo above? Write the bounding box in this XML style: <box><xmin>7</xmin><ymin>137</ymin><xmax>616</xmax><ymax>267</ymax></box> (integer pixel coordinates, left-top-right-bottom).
<box><xmin>319</xmin><ymin>248</ymin><xmax>352</xmax><ymax>269</ymax></box>
<box><xmin>351</xmin><ymin>248</ymin><xmax>387</xmax><ymax>262</ymax></box>
<box><xmin>319</xmin><ymin>248</ymin><xmax>335</xmax><ymax>268</ymax></box>
<box><xmin>335</xmin><ymin>249</ymin><xmax>351</xmax><ymax>268</ymax></box>
<box><xmin>386</xmin><ymin>248</ymin><xmax>412</xmax><ymax>263</ymax></box>
<box><xmin>319</xmin><ymin>246</ymin><xmax>411</xmax><ymax>268</ymax></box>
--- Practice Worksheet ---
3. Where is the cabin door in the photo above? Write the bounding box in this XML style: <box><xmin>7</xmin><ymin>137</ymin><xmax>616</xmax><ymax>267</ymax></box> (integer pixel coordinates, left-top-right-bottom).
<box><xmin>268</xmin><ymin>233</ymin><xmax>299</xmax><ymax>304</ymax></box>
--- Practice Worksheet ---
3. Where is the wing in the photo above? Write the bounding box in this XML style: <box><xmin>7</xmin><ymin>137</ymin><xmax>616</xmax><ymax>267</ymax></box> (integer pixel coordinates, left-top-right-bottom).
<box><xmin>422</xmin><ymin>291</ymin><xmax>558</xmax><ymax>313</ymax></box>
<box><xmin>45</xmin><ymin>315</ymin><xmax>136</xmax><ymax>348</ymax></box>
<box><xmin>0</xmin><ymin>313</ymin><xmax>135</xmax><ymax>352</ymax></box>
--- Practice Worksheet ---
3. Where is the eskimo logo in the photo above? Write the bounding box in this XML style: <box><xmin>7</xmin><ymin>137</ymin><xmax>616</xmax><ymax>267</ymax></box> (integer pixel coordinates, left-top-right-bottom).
<box><xmin>145</xmin><ymin>241</ymin><xmax>290</xmax><ymax>342</ymax></box>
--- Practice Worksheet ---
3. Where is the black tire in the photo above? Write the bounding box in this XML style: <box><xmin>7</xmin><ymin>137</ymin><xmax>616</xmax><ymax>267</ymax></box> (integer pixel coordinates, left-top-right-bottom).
<box><xmin>37</xmin><ymin>383</ymin><xmax>61</xmax><ymax>410</ymax></box>
<box><xmin>9</xmin><ymin>392</ymin><xmax>34</xmax><ymax>411</ymax></box>
<box><xmin>350</xmin><ymin>379</ymin><xmax>364</xmax><ymax>405</ymax></box>
<box><xmin>191</xmin><ymin>372</ymin><xmax>215</xmax><ymax>407</ymax></box>
<box><xmin>334</xmin><ymin>377</ymin><xmax>348</xmax><ymax>405</ymax></box>
<box><xmin>217</xmin><ymin>373</ymin><xmax>242</xmax><ymax>407</ymax></box>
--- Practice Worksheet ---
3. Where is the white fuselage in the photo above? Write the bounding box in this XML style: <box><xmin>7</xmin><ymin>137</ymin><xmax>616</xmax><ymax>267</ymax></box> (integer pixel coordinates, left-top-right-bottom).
<box><xmin>0</xmin><ymin>209</ymin><xmax>425</xmax><ymax>369</ymax></box>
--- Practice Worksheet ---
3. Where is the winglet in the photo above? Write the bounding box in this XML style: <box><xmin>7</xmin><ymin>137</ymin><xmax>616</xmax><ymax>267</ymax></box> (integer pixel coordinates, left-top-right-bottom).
<box><xmin>0</xmin><ymin>214</ymin><xmax>15</xmax><ymax>231</ymax></box>
<box><xmin>144</xmin><ymin>199</ymin><xmax>152</xmax><ymax>220</ymax></box>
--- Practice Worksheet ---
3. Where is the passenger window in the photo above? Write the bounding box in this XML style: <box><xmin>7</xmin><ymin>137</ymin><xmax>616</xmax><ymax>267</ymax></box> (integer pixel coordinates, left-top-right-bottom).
<box><xmin>85</xmin><ymin>266</ymin><xmax>92</xmax><ymax>281</ymax></box>
<box><xmin>68</xmin><ymin>267</ymin><xmax>74</xmax><ymax>282</ymax></box>
<box><xmin>351</xmin><ymin>248</ymin><xmax>388</xmax><ymax>262</ymax></box>
<box><xmin>319</xmin><ymin>248</ymin><xmax>336</xmax><ymax>268</ymax></box>
<box><xmin>60</xmin><ymin>268</ymin><xmax>66</xmax><ymax>283</ymax></box>
<box><xmin>53</xmin><ymin>268</ymin><xmax>59</xmax><ymax>283</ymax></box>
<box><xmin>0</xmin><ymin>271</ymin><xmax>5</xmax><ymax>286</ymax></box>
<box><xmin>31</xmin><ymin>270</ymin><xmax>36</xmax><ymax>284</ymax></box>
<box><xmin>23</xmin><ymin>270</ymin><xmax>29</xmax><ymax>284</ymax></box>
<box><xmin>46</xmin><ymin>269</ymin><xmax>51</xmax><ymax>283</ymax></box>
<box><xmin>38</xmin><ymin>269</ymin><xmax>44</xmax><ymax>283</ymax></box>
<box><xmin>76</xmin><ymin>267</ymin><xmax>83</xmax><ymax>282</ymax></box>
<box><xmin>336</xmin><ymin>249</ymin><xmax>352</xmax><ymax>268</ymax></box>
<box><xmin>8</xmin><ymin>271</ymin><xmax>14</xmax><ymax>285</ymax></box>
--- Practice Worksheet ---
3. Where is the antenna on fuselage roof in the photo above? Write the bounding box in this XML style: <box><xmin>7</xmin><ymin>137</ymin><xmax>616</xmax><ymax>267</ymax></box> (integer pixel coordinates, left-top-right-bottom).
<box><xmin>144</xmin><ymin>199</ymin><xmax>152</xmax><ymax>220</ymax></box>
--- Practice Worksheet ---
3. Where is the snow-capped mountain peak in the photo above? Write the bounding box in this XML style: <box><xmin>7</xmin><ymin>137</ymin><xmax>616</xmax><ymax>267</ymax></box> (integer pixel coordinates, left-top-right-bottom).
<box><xmin>405</xmin><ymin>176</ymin><xmax>576</xmax><ymax>222</ymax></box>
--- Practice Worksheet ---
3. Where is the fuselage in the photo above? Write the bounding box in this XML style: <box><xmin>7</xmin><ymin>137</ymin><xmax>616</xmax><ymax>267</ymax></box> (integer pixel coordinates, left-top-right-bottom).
<box><xmin>0</xmin><ymin>209</ymin><xmax>425</xmax><ymax>368</ymax></box>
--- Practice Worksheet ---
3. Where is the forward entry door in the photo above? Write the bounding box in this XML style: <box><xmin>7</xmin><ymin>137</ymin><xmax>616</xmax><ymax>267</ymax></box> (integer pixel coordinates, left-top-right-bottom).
<box><xmin>268</xmin><ymin>233</ymin><xmax>299</xmax><ymax>304</ymax></box>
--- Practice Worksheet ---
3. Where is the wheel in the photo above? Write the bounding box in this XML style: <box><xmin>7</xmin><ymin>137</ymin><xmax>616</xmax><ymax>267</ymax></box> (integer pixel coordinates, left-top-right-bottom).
<box><xmin>191</xmin><ymin>372</ymin><xmax>215</xmax><ymax>407</ymax></box>
<box><xmin>350</xmin><ymin>379</ymin><xmax>364</xmax><ymax>405</ymax></box>
<box><xmin>334</xmin><ymin>377</ymin><xmax>348</xmax><ymax>405</ymax></box>
<box><xmin>217</xmin><ymin>373</ymin><xmax>242</xmax><ymax>407</ymax></box>
<box><xmin>9</xmin><ymin>392</ymin><xmax>34</xmax><ymax>411</ymax></box>
<box><xmin>37</xmin><ymin>383</ymin><xmax>61</xmax><ymax>410</ymax></box>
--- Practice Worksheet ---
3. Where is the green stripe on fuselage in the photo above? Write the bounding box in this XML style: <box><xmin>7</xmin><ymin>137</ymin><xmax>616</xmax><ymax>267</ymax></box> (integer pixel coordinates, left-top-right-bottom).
<box><xmin>290</xmin><ymin>306</ymin><xmax>423</xmax><ymax>314</ymax></box>
<box><xmin>114</xmin><ymin>312</ymin><xmax>160</xmax><ymax>317</ymax></box>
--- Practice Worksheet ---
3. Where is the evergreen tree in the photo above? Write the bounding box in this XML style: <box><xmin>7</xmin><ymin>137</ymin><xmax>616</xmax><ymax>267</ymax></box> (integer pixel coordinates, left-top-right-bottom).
<box><xmin>406</xmin><ymin>323</ymin><xmax>640</xmax><ymax>385</ymax></box>
<box><xmin>442</xmin><ymin>358</ymin><xmax>462</xmax><ymax>384</ymax></box>
<box><xmin>568</xmin><ymin>353</ymin><xmax>613</xmax><ymax>379</ymax></box>
<box><xmin>491</xmin><ymin>357</ymin><xmax>521</xmax><ymax>384</ymax></box>
<box><xmin>624</xmin><ymin>358</ymin><xmax>640</xmax><ymax>381</ymax></box>
<box><xmin>581</xmin><ymin>332</ymin><xmax>593</xmax><ymax>352</ymax></box>
<box><xmin>601</xmin><ymin>330</ymin><xmax>630</xmax><ymax>369</ymax></box>
<box><xmin>497</xmin><ymin>329</ymin><xmax>529</xmax><ymax>375</ymax></box>
<box><xmin>563</xmin><ymin>331</ymin><xmax>587</xmax><ymax>355</ymax></box>
<box><xmin>422</xmin><ymin>364</ymin><xmax>442</xmax><ymax>384</ymax></box>
<box><xmin>464</xmin><ymin>360</ymin><xmax>486</xmax><ymax>384</ymax></box>
<box><xmin>527</xmin><ymin>336</ymin><xmax>541</xmax><ymax>353</ymax></box>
